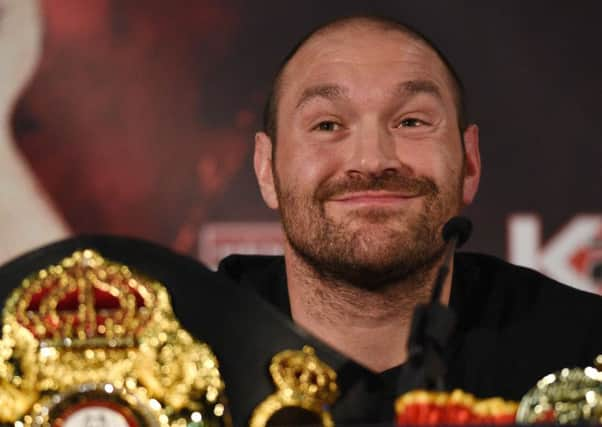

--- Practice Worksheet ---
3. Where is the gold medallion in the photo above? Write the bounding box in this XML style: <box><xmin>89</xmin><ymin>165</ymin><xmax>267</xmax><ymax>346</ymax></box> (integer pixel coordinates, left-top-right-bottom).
<box><xmin>0</xmin><ymin>249</ymin><xmax>230</xmax><ymax>427</ymax></box>
<box><xmin>249</xmin><ymin>346</ymin><xmax>338</xmax><ymax>427</ymax></box>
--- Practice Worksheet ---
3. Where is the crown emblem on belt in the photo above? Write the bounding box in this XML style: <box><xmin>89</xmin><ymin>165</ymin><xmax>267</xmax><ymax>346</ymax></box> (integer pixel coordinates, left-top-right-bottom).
<box><xmin>249</xmin><ymin>346</ymin><xmax>339</xmax><ymax>427</ymax></box>
<box><xmin>0</xmin><ymin>249</ymin><xmax>230</xmax><ymax>427</ymax></box>
<box><xmin>14</xmin><ymin>249</ymin><xmax>154</xmax><ymax>347</ymax></box>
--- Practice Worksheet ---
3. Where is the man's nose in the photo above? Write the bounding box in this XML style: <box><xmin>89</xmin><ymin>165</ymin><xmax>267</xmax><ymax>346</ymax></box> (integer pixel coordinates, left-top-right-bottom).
<box><xmin>346</xmin><ymin>122</ymin><xmax>402</xmax><ymax>176</ymax></box>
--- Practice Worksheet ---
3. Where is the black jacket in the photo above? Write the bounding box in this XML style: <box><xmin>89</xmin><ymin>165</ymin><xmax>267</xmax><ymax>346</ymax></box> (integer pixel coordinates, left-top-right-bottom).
<box><xmin>217</xmin><ymin>249</ymin><xmax>602</xmax><ymax>424</ymax></box>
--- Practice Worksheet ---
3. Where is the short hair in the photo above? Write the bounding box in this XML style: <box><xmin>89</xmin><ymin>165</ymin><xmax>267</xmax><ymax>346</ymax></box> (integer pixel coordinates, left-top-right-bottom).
<box><xmin>262</xmin><ymin>15</ymin><xmax>468</xmax><ymax>141</ymax></box>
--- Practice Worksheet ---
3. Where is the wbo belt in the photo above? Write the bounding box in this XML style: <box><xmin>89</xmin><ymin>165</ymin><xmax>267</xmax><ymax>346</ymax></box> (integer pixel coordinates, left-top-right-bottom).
<box><xmin>0</xmin><ymin>249</ymin><xmax>230</xmax><ymax>427</ymax></box>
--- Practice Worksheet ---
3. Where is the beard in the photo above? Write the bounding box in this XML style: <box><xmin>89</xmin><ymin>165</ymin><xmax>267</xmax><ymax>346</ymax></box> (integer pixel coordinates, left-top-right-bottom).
<box><xmin>275</xmin><ymin>168</ymin><xmax>463</xmax><ymax>290</ymax></box>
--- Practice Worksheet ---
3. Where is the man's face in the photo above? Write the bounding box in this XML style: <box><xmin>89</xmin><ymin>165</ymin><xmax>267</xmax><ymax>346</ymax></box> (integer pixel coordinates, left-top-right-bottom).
<box><xmin>255</xmin><ymin>25</ymin><xmax>480</xmax><ymax>287</ymax></box>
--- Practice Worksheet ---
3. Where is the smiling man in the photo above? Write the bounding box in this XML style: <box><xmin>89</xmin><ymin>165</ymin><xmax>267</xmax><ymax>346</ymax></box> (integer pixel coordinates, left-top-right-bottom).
<box><xmin>216</xmin><ymin>15</ymin><xmax>602</xmax><ymax>425</ymax></box>
<box><xmin>252</xmin><ymin>16</ymin><xmax>480</xmax><ymax>374</ymax></box>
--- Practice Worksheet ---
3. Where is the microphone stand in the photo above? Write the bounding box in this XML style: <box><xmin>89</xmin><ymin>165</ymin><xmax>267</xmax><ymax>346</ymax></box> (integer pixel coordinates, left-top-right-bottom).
<box><xmin>399</xmin><ymin>217</ymin><xmax>471</xmax><ymax>393</ymax></box>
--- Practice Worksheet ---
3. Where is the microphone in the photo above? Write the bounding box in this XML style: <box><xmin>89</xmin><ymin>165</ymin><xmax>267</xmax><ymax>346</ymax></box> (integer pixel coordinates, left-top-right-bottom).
<box><xmin>442</xmin><ymin>216</ymin><xmax>472</xmax><ymax>248</ymax></box>
<box><xmin>402</xmin><ymin>216</ymin><xmax>473</xmax><ymax>392</ymax></box>
<box><xmin>431</xmin><ymin>217</ymin><xmax>473</xmax><ymax>304</ymax></box>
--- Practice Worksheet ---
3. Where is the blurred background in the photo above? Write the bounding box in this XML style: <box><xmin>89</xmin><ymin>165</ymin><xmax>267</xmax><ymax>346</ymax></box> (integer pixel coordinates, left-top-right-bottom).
<box><xmin>2</xmin><ymin>0</ymin><xmax>601</xmax><ymax>292</ymax></box>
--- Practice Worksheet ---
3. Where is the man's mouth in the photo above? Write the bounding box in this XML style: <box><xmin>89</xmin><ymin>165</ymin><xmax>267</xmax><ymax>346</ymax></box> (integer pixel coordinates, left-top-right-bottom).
<box><xmin>328</xmin><ymin>191</ymin><xmax>419</xmax><ymax>206</ymax></box>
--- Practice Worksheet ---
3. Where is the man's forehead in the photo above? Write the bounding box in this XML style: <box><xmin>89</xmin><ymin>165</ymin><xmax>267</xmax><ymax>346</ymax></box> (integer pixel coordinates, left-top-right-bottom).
<box><xmin>299</xmin><ymin>23</ymin><xmax>426</xmax><ymax>57</ymax></box>
<box><xmin>294</xmin><ymin>80</ymin><xmax>444</xmax><ymax>114</ymax></box>
<box><xmin>279</xmin><ymin>23</ymin><xmax>450</xmax><ymax>99</ymax></box>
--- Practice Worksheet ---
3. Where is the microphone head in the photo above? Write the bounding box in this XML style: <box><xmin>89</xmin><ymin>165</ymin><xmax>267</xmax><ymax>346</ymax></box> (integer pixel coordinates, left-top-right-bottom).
<box><xmin>442</xmin><ymin>216</ymin><xmax>472</xmax><ymax>248</ymax></box>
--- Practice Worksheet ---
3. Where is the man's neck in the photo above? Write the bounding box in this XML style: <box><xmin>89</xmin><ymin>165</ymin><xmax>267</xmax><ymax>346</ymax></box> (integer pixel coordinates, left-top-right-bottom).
<box><xmin>284</xmin><ymin>245</ymin><xmax>452</xmax><ymax>373</ymax></box>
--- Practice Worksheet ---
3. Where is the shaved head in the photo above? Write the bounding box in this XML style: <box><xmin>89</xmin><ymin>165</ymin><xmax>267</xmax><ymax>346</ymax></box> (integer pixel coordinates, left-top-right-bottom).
<box><xmin>262</xmin><ymin>15</ymin><xmax>467</xmax><ymax>141</ymax></box>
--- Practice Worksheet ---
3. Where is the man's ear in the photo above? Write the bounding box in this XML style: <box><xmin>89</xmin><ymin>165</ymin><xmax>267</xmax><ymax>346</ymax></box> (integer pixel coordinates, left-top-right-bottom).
<box><xmin>254</xmin><ymin>132</ymin><xmax>279</xmax><ymax>209</ymax></box>
<box><xmin>461</xmin><ymin>124</ymin><xmax>481</xmax><ymax>206</ymax></box>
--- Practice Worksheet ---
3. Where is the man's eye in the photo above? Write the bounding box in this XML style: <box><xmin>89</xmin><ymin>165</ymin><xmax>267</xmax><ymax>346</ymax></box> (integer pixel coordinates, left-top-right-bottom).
<box><xmin>313</xmin><ymin>121</ymin><xmax>340</xmax><ymax>132</ymax></box>
<box><xmin>399</xmin><ymin>118</ymin><xmax>426</xmax><ymax>127</ymax></box>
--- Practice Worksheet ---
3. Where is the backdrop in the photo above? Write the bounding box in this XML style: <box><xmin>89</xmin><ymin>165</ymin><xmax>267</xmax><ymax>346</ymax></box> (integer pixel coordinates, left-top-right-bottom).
<box><xmin>4</xmin><ymin>0</ymin><xmax>602</xmax><ymax>292</ymax></box>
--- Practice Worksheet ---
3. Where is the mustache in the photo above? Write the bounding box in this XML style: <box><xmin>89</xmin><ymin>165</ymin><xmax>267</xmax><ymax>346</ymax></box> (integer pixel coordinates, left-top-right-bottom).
<box><xmin>315</xmin><ymin>171</ymin><xmax>439</xmax><ymax>202</ymax></box>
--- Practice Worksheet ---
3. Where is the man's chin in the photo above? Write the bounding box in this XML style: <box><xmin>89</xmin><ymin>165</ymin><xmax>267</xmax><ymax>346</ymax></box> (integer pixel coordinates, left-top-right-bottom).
<box><xmin>325</xmin><ymin>243</ymin><xmax>445</xmax><ymax>290</ymax></box>
<box><xmin>288</xmin><ymin>224</ymin><xmax>444</xmax><ymax>290</ymax></box>
<box><xmin>345</xmin><ymin>222</ymin><xmax>415</xmax><ymax>250</ymax></box>
<box><xmin>313</xmin><ymin>256</ymin><xmax>425</xmax><ymax>290</ymax></box>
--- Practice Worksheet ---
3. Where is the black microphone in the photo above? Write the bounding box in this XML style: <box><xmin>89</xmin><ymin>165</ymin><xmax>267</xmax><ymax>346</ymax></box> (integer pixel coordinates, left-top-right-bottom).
<box><xmin>442</xmin><ymin>216</ymin><xmax>472</xmax><ymax>248</ymax></box>
<box><xmin>431</xmin><ymin>217</ymin><xmax>473</xmax><ymax>303</ymax></box>
<box><xmin>402</xmin><ymin>216</ymin><xmax>473</xmax><ymax>392</ymax></box>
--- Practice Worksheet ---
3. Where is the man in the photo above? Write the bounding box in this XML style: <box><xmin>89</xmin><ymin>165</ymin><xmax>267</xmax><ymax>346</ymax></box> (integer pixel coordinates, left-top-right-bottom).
<box><xmin>215</xmin><ymin>14</ymin><xmax>602</xmax><ymax>424</ymax></box>
<box><xmin>252</xmin><ymin>14</ymin><xmax>479</xmax><ymax>374</ymax></box>
<box><xmin>0</xmin><ymin>14</ymin><xmax>601</xmax><ymax>427</ymax></box>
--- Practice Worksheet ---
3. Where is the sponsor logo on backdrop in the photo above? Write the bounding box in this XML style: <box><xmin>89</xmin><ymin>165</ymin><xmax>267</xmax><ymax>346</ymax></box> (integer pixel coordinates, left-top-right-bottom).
<box><xmin>508</xmin><ymin>214</ymin><xmax>602</xmax><ymax>294</ymax></box>
<box><xmin>199</xmin><ymin>222</ymin><xmax>283</xmax><ymax>270</ymax></box>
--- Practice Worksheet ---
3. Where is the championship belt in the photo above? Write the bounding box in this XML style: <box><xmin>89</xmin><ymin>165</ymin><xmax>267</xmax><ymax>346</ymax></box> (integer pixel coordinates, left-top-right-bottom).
<box><xmin>0</xmin><ymin>249</ymin><xmax>230</xmax><ymax>427</ymax></box>
<box><xmin>516</xmin><ymin>361</ymin><xmax>602</xmax><ymax>424</ymax></box>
